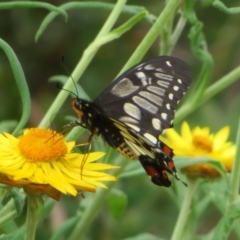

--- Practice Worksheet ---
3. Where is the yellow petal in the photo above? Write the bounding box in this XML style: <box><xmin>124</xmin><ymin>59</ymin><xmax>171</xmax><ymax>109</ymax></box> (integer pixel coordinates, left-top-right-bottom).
<box><xmin>213</xmin><ymin>126</ymin><xmax>230</xmax><ymax>151</ymax></box>
<box><xmin>181</xmin><ymin>122</ymin><xmax>192</xmax><ymax>143</ymax></box>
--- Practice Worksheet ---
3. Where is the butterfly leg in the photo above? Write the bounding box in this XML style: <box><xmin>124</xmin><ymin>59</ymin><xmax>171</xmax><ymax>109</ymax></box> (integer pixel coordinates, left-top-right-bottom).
<box><xmin>61</xmin><ymin>120</ymin><xmax>93</xmax><ymax>179</ymax></box>
<box><xmin>78</xmin><ymin>132</ymin><xmax>95</xmax><ymax>179</ymax></box>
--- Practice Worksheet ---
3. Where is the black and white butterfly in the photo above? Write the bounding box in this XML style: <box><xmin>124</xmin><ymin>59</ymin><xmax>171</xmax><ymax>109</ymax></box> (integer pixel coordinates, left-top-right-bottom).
<box><xmin>69</xmin><ymin>56</ymin><xmax>191</xmax><ymax>187</ymax></box>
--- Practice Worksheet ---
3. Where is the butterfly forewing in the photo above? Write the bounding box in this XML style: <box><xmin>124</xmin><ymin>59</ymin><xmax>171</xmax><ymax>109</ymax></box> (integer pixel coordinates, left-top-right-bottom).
<box><xmin>94</xmin><ymin>56</ymin><xmax>191</xmax><ymax>145</ymax></box>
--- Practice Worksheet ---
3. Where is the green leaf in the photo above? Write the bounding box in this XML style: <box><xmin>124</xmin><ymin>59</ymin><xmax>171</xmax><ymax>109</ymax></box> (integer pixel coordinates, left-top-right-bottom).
<box><xmin>0</xmin><ymin>1</ymin><xmax>67</xmax><ymax>20</ymax></box>
<box><xmin>35</xmin><ymin>2</ymin><xmax>151</xmax><ymax>41</ymax></box>
<box><xmin>49</xmin><ymin>75</ymin><xmax>69</xmax><ymax>85</ymax></box>
<box><xmin>176</xmin><ymin>0</ymin><xmax>213</xmax><ymax>123</ymax></box>
<box><xmin>0</xmin><ymin>190</ymin><xmax>26</xmax><ymax>226</ymax></box>
<box><xmin>0</xmin><ymin>39</ymin><xmax>31</xmax><ymax>136</ymax></box>
<box><xmin>213</xmin><ymin>0</ymin><xmax>240</xmax><ymax>14</ymax></box>
<box><xmin>106</xmin><ymin>189</ymin><xmax>128</xmax><ymax>219</ymax></box>
<box><xmin>212</xmin><ymin>201</ymin><xmax>240</xmax><ymax>240</ymax></box>
<box><xmin>91</xmin><ymin>10</ymin><xmax>148</xmax><ymax>50</ymax></box>
<box><xmin>203</xmin><ymin>179</ymin><xmax>228</xmax><ymax>207</ymax></box>
<box><xmin>10</xmin><ymin>189</ymin><xmax>25</xmax><ymax>215</ymax></box>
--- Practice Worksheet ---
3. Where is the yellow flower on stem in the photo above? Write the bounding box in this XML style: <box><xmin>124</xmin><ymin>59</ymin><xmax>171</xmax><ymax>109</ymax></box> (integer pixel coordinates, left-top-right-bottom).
<box><xmin>0</xmin><ymin>128</ymin><xmax>118</xmax><ymax>200</ymax></box>
<box><xmin>161</xmin><ymin>122</ymin><xmax>236</xmax><ymax>178</ymax></box>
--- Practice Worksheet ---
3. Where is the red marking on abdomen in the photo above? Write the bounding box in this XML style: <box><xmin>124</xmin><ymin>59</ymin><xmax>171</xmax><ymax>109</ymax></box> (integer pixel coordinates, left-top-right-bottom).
<box><xmin>163</xmin><ymin>145</ymin><xmax>172</xmax><ymax>156</ymax></box>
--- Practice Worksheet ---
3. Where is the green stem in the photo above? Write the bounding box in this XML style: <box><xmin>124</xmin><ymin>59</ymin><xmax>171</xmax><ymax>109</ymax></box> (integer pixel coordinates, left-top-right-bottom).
<box><xmin>229</xmin><ymin>114</ymin><xmax>240</xmax><ymax>203</ymax></box>
<box><xmin>201</xmin><ymin>65</ymin><xmax>240</xmax><ymax>106</ymax></box>
<box><xmin>175</xmin><ymin>65</ymin><xmax>240</xmax><ymax>123</ymax></box>
<box><xmin>169</xmin><ymin>12</ymin><xmax>187</xmax><ymax>53</ymax></box>
<box><xmin>0</xmin><ymin>1</ymin><xmax>67</xmax><ymax>20</ymax></box>
<box><xmin>160</xmin><ymin>10</ymin><xmax>174</xmax><ymax>55</ymax></box>
<box><xmin>68</xmin><ymin>158</ymin><xmax>129</xmax><ymax>240</ymax></box>
<box><xmin>0</xmin><ymin>38</ymin><xmax>31</xmax><ymax>136</ymax></box>
<box><xmin>160</xmin><ymin>11</ymin><xmax>187</xmax><ymax>55</ymax></box>
<box><xmin>69</xmin><ymin>189</ymin><xmax>108</xmax><ymax>240</ymax></box>
<box><xmin>119</xmin><ymin>0</ymin><xmax>180</xmax><ymax>74</ymax></box>
<box><xmin>24</xmin><ymin>195</ymin><xmax>43</xmax><ymax>240</ymax></box>
<box><xmin>170</xmin><ymin>178</ymin><xmax>198</xmax><ymax>240</ymax></box>
<box><xmin>38</xmin><ymin>0</ymin><xmax>127</xmax><ymax>127</ymax></box>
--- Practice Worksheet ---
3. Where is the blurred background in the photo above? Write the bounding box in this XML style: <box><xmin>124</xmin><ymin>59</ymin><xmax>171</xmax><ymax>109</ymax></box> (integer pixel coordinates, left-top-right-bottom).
<box><xmin>0</xmin><ymin>0</ymin><xmax>240</xmax><ymax>239</ymax></box>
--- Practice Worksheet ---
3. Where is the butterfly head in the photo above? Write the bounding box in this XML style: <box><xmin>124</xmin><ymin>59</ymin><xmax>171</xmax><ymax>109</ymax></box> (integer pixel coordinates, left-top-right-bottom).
<box><xmin>71</xmin><ymin>98</ymin><xmax>101</xmax><ymax>132</ymax></box>
<box><xmin>72</xmin><ymin>98</ymin><xmax>88</xmax><ymax>123</ymax></box>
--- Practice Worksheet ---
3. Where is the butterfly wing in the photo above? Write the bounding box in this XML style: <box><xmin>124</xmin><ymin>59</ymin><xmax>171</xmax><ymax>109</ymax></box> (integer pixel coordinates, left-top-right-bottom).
<box><xmin>94</xmin><ymin>56</ymin><xmax>191</xmax><ymax>146</ymax></box>
<box><xmin>71</xmin><ymin>56</ymin><xmax>191</xmax><ymax>186</ymax></box>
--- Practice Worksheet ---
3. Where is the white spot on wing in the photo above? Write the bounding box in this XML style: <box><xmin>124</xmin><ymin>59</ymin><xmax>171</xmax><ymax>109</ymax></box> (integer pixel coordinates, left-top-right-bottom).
<box><xmin>124</xmin><ymin>103</ymin><xmax>141</xmax><ymax>120</ymax></box>
<box><xmin>139</xmin><ymin>91</ymin><xmax>163</xmax><ymax>107</ymax></box>
<box><xmin>147</xmin><ymin>86</ymin><xmax>165</xmax><ymax>96</ymax></box>
<box><xmin>141</xmin><ymin>78</ymin><xmax>147</xmax><ymax>86</ymax></box>
<box><xmin>125</xmin><ymin>123</ymin><xmax>140</xmax><ymax>132</ymax></box>
<box><xmin>118</xmin><ymin>116</ymin><xmax>139</xmax><ymax>124</ymax></box>
<box><xmin>144</xmin><ymin>133</ymin><xmax>157</xmax><ymax>144</ymax></box>
<box><xmin>135</xmin><ymin>71</ymin><xmax>146</xmax><ymax>79</ymax></box>
<box><xmin>144</xmin><ymin>64</ymin><xmax>154</xmax><ymax>70</ymax></box>
<box><xmin>155</xmin><ymin>73</ymin><xmax>173</xmax><ymax>81</ymax></box>
<box><xmin>135</xmin><ymin>71</ymin><xmax>149</xmax><ymax>86</ymax></box>
<box><xmin>111</xmin><ymin>78</ymin><xmax>139</xmax><ymax>97</ymax></box>
<box><xmin>166</xmin><ymin>103</ymin><xmax>171</xmax><ymax>110</ymax></box>
<box><xmin>166</xmin><ymin>61</ymin><xmax>172</xmax><ymax>67</ymax></box>
<box><xmin>169</xmin><ymin>93</ymin><xmax>174</xmax><ymax>100</ymax></box>
<box><xmin>157</xmin><ymin>80</ymin><xmax>170</xmax><ymax>88</ymax></box>
<box><xmin>155</xmin><ymin>148</ymin><xmax>162</xmax><ymax>153</ymax></box>
<box><xmin>155</xmin><ymin>68</ymin><xmax>164</xmax><ymax>72</ymax></box>
<box><xmin>132</xmin><ymin>96</ymin><xmax>158</xmax><ymax>113</ymax></box>
<box><xmin>161</xmin><ymin>113</ymin><xmax>167</xmax><ymax>120</ymax></box>
<box><xmin>178</xmin><ymin>79</ymin><xmax>182</xmax><ymax>84</ymax></box>
<box><xmin>152</xmin><ymin>118</ymin><xmax>161</xmax><ymax>130</ymax></box>
<box><xmin>173</xmin><ymin>86</ymin><xmax>179</xmax><ymax>91</ymax></box>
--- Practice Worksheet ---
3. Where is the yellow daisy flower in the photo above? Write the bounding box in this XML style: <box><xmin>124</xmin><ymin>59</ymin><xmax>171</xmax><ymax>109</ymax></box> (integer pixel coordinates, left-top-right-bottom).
<box><xmin>0</xmin><ymin>128</ymin><xmax>118</xmax><ymax>200</ymax></box>
<box><xmin>161</xmin><ymin>122</ymin><xmax>236</xmax><ymax>178</ymax></box>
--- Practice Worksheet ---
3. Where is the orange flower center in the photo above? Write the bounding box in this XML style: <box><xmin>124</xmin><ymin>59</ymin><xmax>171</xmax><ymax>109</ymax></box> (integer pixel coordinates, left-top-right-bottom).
<box><xmin>192</xmin><ymin>135</ymin><xmax>212</xmax><ymax>152</ymax></box>
<box><xmin>18</xmin><ymin>128</ymin><xmax>67</xmax><ymax>161</ymax></box>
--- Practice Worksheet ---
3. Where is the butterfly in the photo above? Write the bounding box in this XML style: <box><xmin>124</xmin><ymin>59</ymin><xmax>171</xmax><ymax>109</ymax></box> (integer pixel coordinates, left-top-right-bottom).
<box><xmin>68</xmin><ymin>56</ymin><xmax>191</xmax><ymax>187</ymax></box>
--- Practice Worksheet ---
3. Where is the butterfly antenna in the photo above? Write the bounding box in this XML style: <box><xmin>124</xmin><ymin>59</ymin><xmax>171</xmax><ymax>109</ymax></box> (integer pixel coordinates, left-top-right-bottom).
<box><xmin>56</xmin><ymin>83</ymin><xmax>78</xmax><ymax>99</ymax></box>
<box><xmin>164</xmin><ymin>163</ymin><xmax>188</xmax><ymax>187</ymax></box>
<box><xmin>61</xmin><ymin>56</ymin><xmax>79</xmax><ymax>98</ymax></box>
